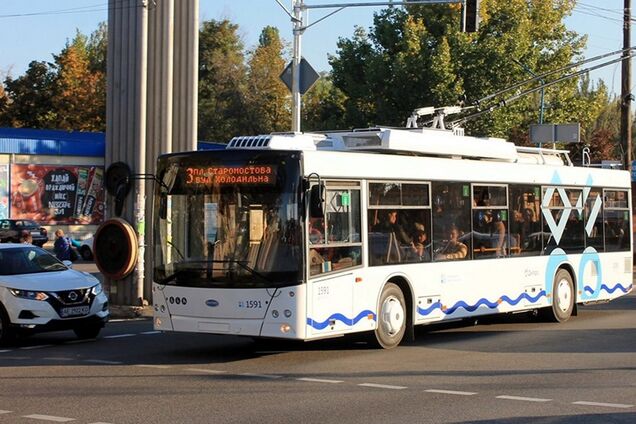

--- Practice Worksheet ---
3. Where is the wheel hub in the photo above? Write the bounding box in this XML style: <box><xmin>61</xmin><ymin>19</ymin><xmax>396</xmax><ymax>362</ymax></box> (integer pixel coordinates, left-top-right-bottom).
<box><xmin>556</xmin><ymin>278</ymin><xmax>572</xmax><ymax>313</ymax></box>
<box><xmin>380</xmin><ymin>295</ymin><xmax>404</xmax><ymax>336</ymax></box>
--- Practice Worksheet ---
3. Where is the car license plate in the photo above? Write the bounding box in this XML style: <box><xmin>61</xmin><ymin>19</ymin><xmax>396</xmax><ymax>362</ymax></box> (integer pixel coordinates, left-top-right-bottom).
<box><xmin>60</xmin><ymin>305</ymin><xmax>90</xmax><ymax>318</ymax></box>
<box><xmin>30</xmin><ymin>231</ymin><xmax>40</xmax><ymax>236</ymax></box>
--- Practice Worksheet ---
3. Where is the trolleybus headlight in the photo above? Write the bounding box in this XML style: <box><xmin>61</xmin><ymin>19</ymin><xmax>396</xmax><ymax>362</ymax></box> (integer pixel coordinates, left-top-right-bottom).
<box><xmin>280</xmin><ymin>324</ymin><xmax>292</xmax><ymax>333</ymax></box>
<box><xmin>284</xmin><ymin>309</ymin><xmax>292</xmax><ymax>318</ymax></box>
<box><xmin>272</xmin><ymin>310</ymin><xmax>279</xmax><ymax>318</ymax></box>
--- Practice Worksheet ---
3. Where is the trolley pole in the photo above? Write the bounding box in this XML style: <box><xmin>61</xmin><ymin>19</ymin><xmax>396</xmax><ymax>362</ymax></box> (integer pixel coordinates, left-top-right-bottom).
<box><xmin>621</xmin><ymin>0</ymin><xmax>632</xmax><ymax>173</ymax></box>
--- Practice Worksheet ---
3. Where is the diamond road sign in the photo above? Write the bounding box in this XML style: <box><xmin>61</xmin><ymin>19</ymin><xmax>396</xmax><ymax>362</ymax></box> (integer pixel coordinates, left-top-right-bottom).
<box><xmin>280</xmin><ymin>58</ymin><xmax>320</xmax><ymax>95</ymax></box>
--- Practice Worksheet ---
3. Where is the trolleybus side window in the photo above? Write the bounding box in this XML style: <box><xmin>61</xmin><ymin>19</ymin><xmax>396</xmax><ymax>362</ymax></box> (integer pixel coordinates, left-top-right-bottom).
<box><xmin>542</xmin><ymin>187</ymin><xmax>585</xmax><ymax>254</ymax></box>
<box><xmin>309</xmin><ymin>182</ymin><xmax>362</xmax><ymax>276</ymax></box>
<box><xmin>432</xmin><ymin>182</ymin><xmax>471</xmax><ymax>261</ymax></box>
<box><xmin>585</xmin><ymin>188</ymin><xmax>604</xmax><ymax>252</ymax></box>
<box><xmin>604</xmin><ymin>189</ymin><xmax>630</xmax><ymax>252</ymax></box>
<box><xmin>509</xmin><ymin>185</ymin><xmax>542</xmax><ymax>256</ymax></box>
<box><xmin>368</xmin><ymin>182</ymin><xmax>431</xmax><ymax>266</ymax></box>
<box><xmin>472</xmin><ymin>185</ymin><xmax>508</xmax><ymax>259</ymax></box>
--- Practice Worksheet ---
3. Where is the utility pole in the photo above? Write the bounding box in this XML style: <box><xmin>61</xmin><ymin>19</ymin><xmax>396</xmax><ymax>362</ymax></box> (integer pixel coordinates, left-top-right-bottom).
<box><xmin>622</xmin><ymin>0</ymin><xmax>632</xmax><ymax>173</ymax></box>
<box><xmin>292</xmin><ymin>0</ymin><xmax>303</xmax><ymax>133</ymax></box>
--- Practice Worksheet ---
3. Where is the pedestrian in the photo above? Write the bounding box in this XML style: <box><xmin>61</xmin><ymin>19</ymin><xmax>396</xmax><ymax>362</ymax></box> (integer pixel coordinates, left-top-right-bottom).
<box><xmin>53</xmin><ymin>229</ymin><xmax>72</xmax><ymax>261</ymax></box>
<box><xmin>19</xmin><ymin>230</ymin><xmax>33</xmax><ymax>244</ymax></box>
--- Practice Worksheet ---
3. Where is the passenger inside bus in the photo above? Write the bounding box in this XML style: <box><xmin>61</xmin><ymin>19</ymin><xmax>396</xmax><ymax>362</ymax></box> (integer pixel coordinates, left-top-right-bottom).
<box><xmin>408</xmin><ymin>229</ymin><xmax>430</xmax><ymax>262</ymax></box>
<box><xmin>372</xmin><ymin>210</ymin><xmax>413</xmax><ymax>263</ymax></box>
<box><xmin>434</xmin><ymin>224</ymin><xmax>468</xmax><ymax>260</ymax></box>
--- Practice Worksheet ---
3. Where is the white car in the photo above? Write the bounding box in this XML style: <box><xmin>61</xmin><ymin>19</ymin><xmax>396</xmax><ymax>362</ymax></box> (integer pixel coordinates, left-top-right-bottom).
<box><xmin>79</xmin><ymin>237</ymin><xmax>94</xmax><ymax>261</ymax></box>
<box><xmin>0</xmin><ymin>243</ymin><xmax>109</xmax><ymax>344</ymax></box>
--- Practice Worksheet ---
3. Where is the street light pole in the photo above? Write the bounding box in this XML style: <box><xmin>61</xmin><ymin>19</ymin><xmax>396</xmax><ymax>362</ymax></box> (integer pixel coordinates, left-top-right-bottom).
<box><xmin>291</xmin><ymin>0</ymin><xmax>303</xmax><ymax>133</ymax></box>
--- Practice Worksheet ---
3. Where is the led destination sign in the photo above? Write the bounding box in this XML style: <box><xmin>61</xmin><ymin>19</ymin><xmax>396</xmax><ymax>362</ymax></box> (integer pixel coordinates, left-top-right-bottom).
<box><xmin>184</xmin><ymin>165</ymin><xmax>277</xmax><ymax>186</ymax></box>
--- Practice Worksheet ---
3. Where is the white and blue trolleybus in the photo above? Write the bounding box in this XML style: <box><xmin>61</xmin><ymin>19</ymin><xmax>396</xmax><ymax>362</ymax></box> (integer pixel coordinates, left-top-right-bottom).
<box><xmin>152</xmin><ymin>126</ymin><xmax>633</xmax><ymax>348</ymax></box>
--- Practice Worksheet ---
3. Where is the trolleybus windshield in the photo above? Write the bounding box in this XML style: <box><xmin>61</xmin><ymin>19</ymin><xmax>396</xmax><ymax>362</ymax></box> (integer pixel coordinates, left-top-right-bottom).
<box><xmin>154</xmin><ymin>151</ymin><xmax>302</xmax><ymax>288</ymax></box>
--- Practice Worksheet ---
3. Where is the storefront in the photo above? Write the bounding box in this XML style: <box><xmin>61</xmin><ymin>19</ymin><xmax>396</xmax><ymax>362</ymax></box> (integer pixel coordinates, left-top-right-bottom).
<box><xmin>0</xmin><ymin>128</ymin><xmax>105</xmax><ymax>242</ymax></box>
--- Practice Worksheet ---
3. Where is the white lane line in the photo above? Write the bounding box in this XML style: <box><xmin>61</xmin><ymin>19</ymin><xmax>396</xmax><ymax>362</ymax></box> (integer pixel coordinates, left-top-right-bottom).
<box><xmin>0</xmin><ymin>350</ymin><xmax>11</xmax><ymax>353</ymax></box>
<box><xmin>497</xmin><ymin>395</ymin><xmax>552</xmax><ymax>402</ymax></box>
<box><xmin>109</xmin><ymin>318</ymin><xmax>149</xmax><ymax>322</ymax></box>
<box><xmin>22</xmin><ymin>414</ymin><xmax>75</xmax><ymax>422</ymax></box>
<box><xmin>20</xmin><ymin>345</ymin><xmax>54</xmax><ymax>350</ymax></box>
<box><xmin>573</xmin><ymin>401</ymin><xmax>633</xmax><ymax>409</ymax></box>
<box><xmin>84</xmin><ymin>359</ymin><xmax>123</xmax><ymax>365</ymax></box>
<box><xmin>297</xmin><ymin>378</ymin><xmax>343</xmax><ymax>384</ymax></box>
<box><xmin>136</xmin><ymin>364</ymin><xmax>171</xmax><ymax>369</ymax></box>
<box><xmin>358</xmin><ymin>383</ymin><xmax>407</xmax><ymax>390</ymax></box>
<box><xmin>239</xmin><ymin>373</ymin><xmax>283</xmax><ymax>379</ymax></box>
<box><xmin>103</xmin><ymin>333</ymin><xmax>135</xmax><ymax>339</ymax></box>
<box><xmin>425</xmin><ymin>389</ymin><xmax>477</xmax><ymax>396</ymax></box>
<box><xmin>186</xmin><ymin>368</ymin><xmax>227</xmax><ymax>374</ymax></box>
<box><xmin>0</xmin><ymin>410</ymin><xmax>13</xmax><ymax>414</ymax></box>
<box><xmin>139</xmin><ymin>331</ymin><xmax>161</xmax><ymax>335</ymax></box>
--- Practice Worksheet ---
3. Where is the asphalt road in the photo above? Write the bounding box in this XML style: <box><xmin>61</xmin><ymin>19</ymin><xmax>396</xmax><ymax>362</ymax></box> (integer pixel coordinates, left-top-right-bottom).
<box><xmin>0</xmin><ymin>292</ymin><xmax>634</xmax><ymax>424</ymax></box>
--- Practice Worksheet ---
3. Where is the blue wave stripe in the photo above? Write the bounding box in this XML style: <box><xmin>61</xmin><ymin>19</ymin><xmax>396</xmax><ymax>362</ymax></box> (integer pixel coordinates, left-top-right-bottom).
<box><xmin>417</xmin><ymin>301</ymin><xmax>442</xmax><ymax>316</ymax></box>
<box><xmin>440</xmin><ymin>291</ymin><xmax>546</xmax><ymax>316</ymax></box>
<box><xmin>307</xmin><ymin>309</ymin><xmax>376</xmax><ymax>330</ymax></box>
<box><xmin>583</xmin><ymin>283</ymin><xmax>632</xmax><ymax>295</ymax></box>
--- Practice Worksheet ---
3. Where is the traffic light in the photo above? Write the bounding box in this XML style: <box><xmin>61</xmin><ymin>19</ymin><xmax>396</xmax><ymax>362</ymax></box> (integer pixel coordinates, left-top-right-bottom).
<box><xmin>461</xmin><ymin>0</ymin><xmax>480</xmax><ymax>33</ymax></box>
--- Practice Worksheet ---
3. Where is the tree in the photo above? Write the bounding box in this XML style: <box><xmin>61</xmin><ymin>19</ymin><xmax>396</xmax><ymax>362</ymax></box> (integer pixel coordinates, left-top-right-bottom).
<box><xmin>302</xmin><ymin>75</ymin><xmax>347</xmax><ymax>131</ymax></box>
<box><xmin>198</xmin><ymin>19</ymin><xmax>247</xmax><ymax>142</ymax></box>
<box><xmin>244</xmin><ymin>26</ymin><xmax>290</xmax><ymax>134</ymax></box>
<box><xmin>328</xmin><ymin>0</ymin><xmax>592</xmax><ymax>142</ymax></box>
<box><xmin>2</xmin><ymin>61</ymin><xmax>57</xmax><ymax>128</ymax></box>
<box><xmin>51</xmin><ymin>30</ymin><xmax>105</xmax><ymax>131</ymax></box>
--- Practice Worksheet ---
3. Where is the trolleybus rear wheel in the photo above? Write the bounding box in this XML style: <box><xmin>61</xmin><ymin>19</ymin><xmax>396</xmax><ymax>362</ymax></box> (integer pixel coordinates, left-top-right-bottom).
<box><xmin>374</xmin><ymin>283</ymin><xmax>406</xmax><ymax>349</ymax></box>
<box><xmin>544</xmin><ymin>269</ymin><xmax>575</xmax><ymax>323</ymax></box>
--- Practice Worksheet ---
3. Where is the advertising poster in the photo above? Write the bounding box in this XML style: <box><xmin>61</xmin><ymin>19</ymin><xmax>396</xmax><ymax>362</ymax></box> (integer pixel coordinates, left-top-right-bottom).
<box><xmin>0</xmin><ymin>164</ymin><xmax>8</xmax><ymax>219</ymax></box>
<box><xmin>10</xmin><ymin>164</ymin><xmax>104</xmax><ymax>224</ymax></box>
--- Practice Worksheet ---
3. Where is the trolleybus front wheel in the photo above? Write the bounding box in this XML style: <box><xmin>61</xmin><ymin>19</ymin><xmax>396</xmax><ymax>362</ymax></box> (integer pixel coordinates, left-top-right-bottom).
<box><xmin>544</xmin><ymin>269</ymin><xmax>575</xmax><ymax>323</ymax></box>
<box><xmin>374</xmin><ymin>283</ymin><xmax>406</xmax><ymax>349</ymax></box>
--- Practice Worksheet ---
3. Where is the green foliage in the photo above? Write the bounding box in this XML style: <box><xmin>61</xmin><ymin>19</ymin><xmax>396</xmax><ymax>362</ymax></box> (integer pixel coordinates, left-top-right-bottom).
<box><xmin>327</xmin><ymin>0</ymin><xmax>607</xmax><ymax>145</ymax></box>
<box><xmin>198</xmin><ymin>19</ymin><xmax>248</xmax><ymax>142</ymax></box>
<box><xmin>243</xmin><ymin>26</ymin><xmax>290</xmax><ymax>134</ymax></box>
<box><xmin>2</xmin><ymin>61</ymin><xmax>57</xmax><ymax>128</ymax></box>
<box><xmin>302</xmin><ymin>75</ymin><xmax>347</xmax><ymax>131</ymax></box>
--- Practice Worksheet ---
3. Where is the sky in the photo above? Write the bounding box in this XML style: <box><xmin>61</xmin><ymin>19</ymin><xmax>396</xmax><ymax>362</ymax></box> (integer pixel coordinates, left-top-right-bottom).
<box><xmin>0</xmin><ymin>0</ymin><xmax>632</xmax><ymax>96</ymax></box>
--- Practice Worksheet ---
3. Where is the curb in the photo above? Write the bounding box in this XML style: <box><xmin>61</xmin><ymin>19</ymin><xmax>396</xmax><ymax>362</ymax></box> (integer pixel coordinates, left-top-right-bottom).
<box><xmin>109</xmin><ymin>305</ymin><xmax>153</xmax><ymax>320</ymax></box>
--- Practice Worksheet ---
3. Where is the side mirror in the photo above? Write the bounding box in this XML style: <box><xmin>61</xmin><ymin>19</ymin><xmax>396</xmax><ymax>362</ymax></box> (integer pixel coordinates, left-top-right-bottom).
<box><xmin>159</xmin><ymin>193</ymin><xmax>168</xmax><ymax>220</ymax></box>
<box><xmin>309</xmin><ymin>184</ymin><xmax>324</xmax><ymax>218</ymax></box>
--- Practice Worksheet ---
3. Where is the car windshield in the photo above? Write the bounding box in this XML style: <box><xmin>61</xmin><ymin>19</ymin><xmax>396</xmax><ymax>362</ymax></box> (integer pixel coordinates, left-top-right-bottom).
<box><xmin>0</xmin><ymin>247</ymin><xmax>67</xmax><ymax>275</ymax></box>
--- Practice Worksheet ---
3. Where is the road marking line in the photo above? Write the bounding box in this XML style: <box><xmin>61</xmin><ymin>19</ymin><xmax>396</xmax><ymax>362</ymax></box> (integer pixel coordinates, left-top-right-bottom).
<box><xmin>20</xmin><ymin>345</ymin><xmax>54</xmax><ymax>350</ymax></box>
<box><xmin>358</xmin><ymin>383</ymin><xmax>407</xmax><ymax>390</ymax></box>
<box><xmin>0</xmin><ymin>410</ymin><xmax>13</xmax><ymax>414</ymax></box>
<box><xmin>425</xmin><ymin>389</ymin><xmax>477</xmax><ymax>396</ymax></box>
<box><xmin>573</xmin><ymin>401</ymin><xmax>633</xmax><ymax>409</ymax></box>
<box><xmin>239</xmin><ymin>373</ymin><xmax>283</xmax><ymax>379</ymax></box>
<box><xmin>185</xmin><ymin>368</ymin><xmax>227</xmax><ymax>374</ymax></box>
<box><xmin>103</xmin><ymin>333</ymin><xmax>135</xmax><ymax>339</ymax></box>
<box><xmin>139</xmin><ymin>331</ymin><xmax>161</xmax><ymax>335</ymax></box>
<box><xmin>109</xmin><ymin>318</ymin><xmax>149</xmax><ymax>322</ymax></box>
<box><xmin>297</xmin><ymin>378</ymin><xmax>343</xmax><ymax>384</ymax></box>
<box><xmin>0</xmin><ymin>350</ymin><xmax>11</xmax><ymax>353</ymax></box>
<box><xmin>22</xmin><ymin>414</ymin><xmax>75</xmax><ymax>422</ymax></box>
<box><xmin>43</xmin><ymin>357</ymin><xmax>73</xmax><ymax>361</ymax></box>
<box><xmin>497</xmin><ymin>395</ymin><xmax>552</xmax><ymax>402</ymax></box>
<box><xmin>136</xmin><ymin>364</ymin><xmax>171</xmax><ymax>369</ymax></box>
<box><xmin>84</xmin><ymin>359</ymin><xmax>123</xmax><ymax>365</ymax></box>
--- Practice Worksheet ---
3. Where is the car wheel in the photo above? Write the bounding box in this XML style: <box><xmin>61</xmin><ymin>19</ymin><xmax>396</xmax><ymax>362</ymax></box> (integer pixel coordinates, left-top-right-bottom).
<box><xmin>0</xmin><ymin>303</ymin><xmax>15</xmax><ymax>345</ymax></box>
<box><xmin>373</xmin><ymin>283</ymin><xmax>407</xmax><ymax>349</ymax></box>
<box><xmin>542</xmin><ymin>269</ymin><xmax>575</xmax><ymax>323</ymax></box>
<box><xmin>80</xmin><ymin>246</ymin><xmax>93</xmax><ymax>261</ymax></box>
<box><xmin>73</xmin><ymin>323</ymin><xmax>102</xmax><ymax>339</ymax></box>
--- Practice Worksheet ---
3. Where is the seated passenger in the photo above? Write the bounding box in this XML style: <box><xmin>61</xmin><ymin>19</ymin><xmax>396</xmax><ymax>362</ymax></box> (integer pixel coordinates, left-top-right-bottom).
<box><xmin>408</xmin><ymin>229</ymin><xmax>430</xmax><ymax>262</ymax></box>
<box><xmin>435</xmin><ymin>224</ymin><xmax>468</xmax><ymax>260</ymax></box>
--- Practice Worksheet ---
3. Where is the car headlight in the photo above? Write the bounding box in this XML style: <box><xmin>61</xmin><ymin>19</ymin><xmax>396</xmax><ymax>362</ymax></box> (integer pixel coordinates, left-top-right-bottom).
<box><xmin>91</xmin><ymin>283</ymin><xmax>103</xmax><ymax>296</ymax></box>
<box><xmin>8</xmin><ymin>289</ymin><xmax>49</xmax><ymax>301</ymax></box>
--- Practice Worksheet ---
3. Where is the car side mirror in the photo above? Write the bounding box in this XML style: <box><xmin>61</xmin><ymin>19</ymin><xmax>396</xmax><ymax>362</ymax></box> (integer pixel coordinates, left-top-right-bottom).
<box><xmin>309</xmin><ymin>184</ymin><xmax>325</xmax><ymax>219</ymax></box>
<box><xmin>63</xmin><ymin>260</ymin><xmax>73</xmax><ymax>268</ymax></box>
